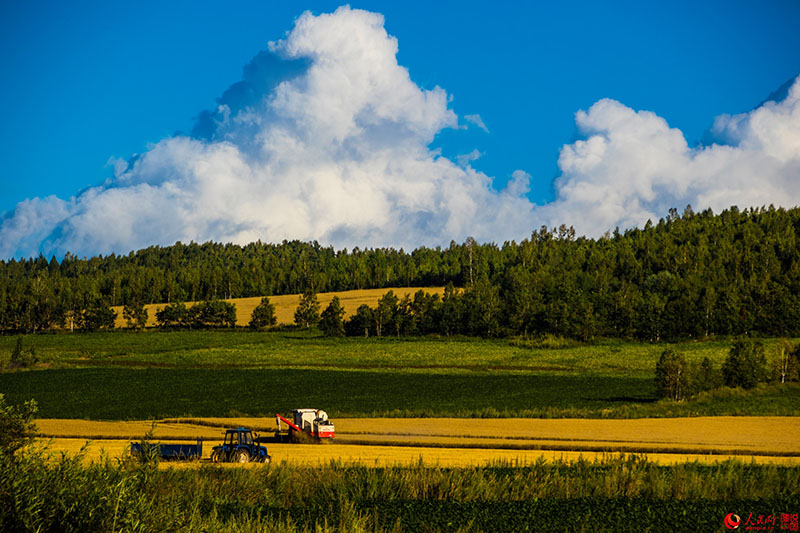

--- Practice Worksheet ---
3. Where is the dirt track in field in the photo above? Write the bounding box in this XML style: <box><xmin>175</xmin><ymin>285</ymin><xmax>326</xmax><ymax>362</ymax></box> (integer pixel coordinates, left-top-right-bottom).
<box><xmin>35</xmin><ymin>416</ymin><xmax>800</xmax><ymax>466</ymax></box>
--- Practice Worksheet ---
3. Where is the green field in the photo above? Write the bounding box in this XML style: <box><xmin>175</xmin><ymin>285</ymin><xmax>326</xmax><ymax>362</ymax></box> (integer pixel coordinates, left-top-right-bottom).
<box><xmin>0</xmin><ymin>329</ymin><xmax>776</xmax><ymax>374</ymax></box>
<box><xmin>1</xmin><ymin>330</ymin><xmax>797</xmax><ymax>419</ymax></box>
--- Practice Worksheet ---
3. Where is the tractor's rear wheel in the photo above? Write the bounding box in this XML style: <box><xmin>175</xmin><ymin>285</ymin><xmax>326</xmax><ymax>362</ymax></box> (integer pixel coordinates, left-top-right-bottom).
<box><xmin>235</xmin><ymin>450</ymin><xmax>250</xmax><ymax>463</ymax></box>
<box><xmin>210</xmin><ymin>450</ymin><xmax>221</xmax><ymax>463</ymax></box>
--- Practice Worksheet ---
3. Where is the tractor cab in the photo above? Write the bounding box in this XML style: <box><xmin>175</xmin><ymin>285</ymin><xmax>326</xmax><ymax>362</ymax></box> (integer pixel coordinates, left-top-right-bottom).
<box><xmin>211</xmin><ymin>427</ymin><xmax>271</xmax><ymax>464</ymax></box>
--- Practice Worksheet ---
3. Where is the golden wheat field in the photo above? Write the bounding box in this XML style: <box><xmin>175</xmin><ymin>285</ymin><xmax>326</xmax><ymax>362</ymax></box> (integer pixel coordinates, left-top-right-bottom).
<box><xmin>111</xmin><ymin>287</ymin><xmax>444</xmax><ymax>328</ymax></box>
<box><xmin>35</xmin><ymin>417</ymin><xmax>800</xmax><ymax>466</ymax></box>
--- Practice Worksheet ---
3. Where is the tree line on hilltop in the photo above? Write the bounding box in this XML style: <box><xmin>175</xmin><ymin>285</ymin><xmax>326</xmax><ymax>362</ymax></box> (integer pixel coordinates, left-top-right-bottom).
<box><xmin>2</xmin><ymin>205</ymin><xmax>800</xmax><ymax>340</ymax></box>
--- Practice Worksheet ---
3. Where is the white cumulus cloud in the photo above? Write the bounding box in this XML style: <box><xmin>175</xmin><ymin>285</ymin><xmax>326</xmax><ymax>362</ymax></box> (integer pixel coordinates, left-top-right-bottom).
<box><xmin>538</xmin><ymin>78</ymin><xmax>800</xmax><ymax>235</ymax></box>
<box><xmin>1</xmin><ymin>6</ymin><xmax>799</xmax><ymax>259</ymax></box>
<box><xmin>0</xmin><ymin>6</ymin><xmax>534</xmax><ymax>258</ymax></box>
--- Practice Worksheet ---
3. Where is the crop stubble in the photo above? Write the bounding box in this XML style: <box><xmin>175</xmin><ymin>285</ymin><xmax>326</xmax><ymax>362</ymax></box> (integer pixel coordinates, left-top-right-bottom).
<box><xmin>35</xmin><ymin>416</ymin><xmax>800</xmax><ymax>466</ymax></box>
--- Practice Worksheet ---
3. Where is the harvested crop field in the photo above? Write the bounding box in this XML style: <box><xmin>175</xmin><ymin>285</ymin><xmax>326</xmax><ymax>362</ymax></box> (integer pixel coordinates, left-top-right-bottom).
<box><xmin>111</xmin><ymin>286</ymin><xmax>444</xmax><ymax>328</ymax></box>
<box><xmin>36</xmin><ymin>416</ymin><xmax>800</xmax><ymax>466</ymax></box>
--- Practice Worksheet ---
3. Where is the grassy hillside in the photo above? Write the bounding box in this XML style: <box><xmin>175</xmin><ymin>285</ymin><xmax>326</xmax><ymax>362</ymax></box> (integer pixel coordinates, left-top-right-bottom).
<box><xmin>1</xmin><ymin>330</ymin><xmax>797</xmax><ymax>419</ymax></box>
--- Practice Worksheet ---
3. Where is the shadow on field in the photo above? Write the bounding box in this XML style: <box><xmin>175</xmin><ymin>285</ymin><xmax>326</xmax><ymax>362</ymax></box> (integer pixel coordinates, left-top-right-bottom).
<box><xmin>0</xmin><ymin>367</ymin><xmax>656</xmax><ymax>419</ymax></box>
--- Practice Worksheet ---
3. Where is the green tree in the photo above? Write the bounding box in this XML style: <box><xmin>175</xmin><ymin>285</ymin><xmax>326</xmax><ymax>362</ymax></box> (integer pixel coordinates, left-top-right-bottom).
<box><xmin>319</xmin><ymin>296</ymin><xmax>345</xmax><ymax>337</ymax></box>
<box><xmin>155</xmin><ymin>302</ymin><xmax>188</xmax><ymax>328</ymax></box>
<box><xmin>775</xmin><ymin>339</ymin><xmax>799</xmax><ymax>383</ymax></box>
<box><xmin>248</xmin><ymin>297</ymin><xmax>277</xmax><ymax>329</ymax></box>
<box><xmin>346</xmin><ymin>304</ymin><xmax>373</xmax><ymax>337</ymax></box>
<box><xmin>81</xmin><ymin>303</ymin><xmax>116</xmax><ymax>332</ymax></box>
<box><xmin>294</xmin><ymin>290</ymin><xmax>320</xmax><ymax>328</ymax></box>
<box><xmin>722</xmin><ymin>339</ymin><xmax>768</xmax><ymax>389</ymax></box>
<box><xmin>123</xmin><ymin>301</ymin><xmax>148</xmax><ymax>331</ymax></box>
<box><xmin>439</xmin><ymin>283</ymin><xmax>463</xmax><ymax>336</ymax></box>
<box><xmin>188</xmin><ymin>300</ymin><xmax>237</xmax><ymax>328</ymax></box>
<box><xmin>374</xmin><ymin>291</ymin><xmax>398</xmax><ymax>337</ymax></box>
<box><xmin>688</xmin><ymin>356</ymin><xmax>720</xmax><ymax>396</ymax></box>
<box><xmin>655</xmin><ymin>349</ymin><xmax>688</xmax><ymax>401</ymax></box>
<box><xmin>0</xmin><ymin>394</ymin><xmax>37</xmax><ymax>456</ymax></box>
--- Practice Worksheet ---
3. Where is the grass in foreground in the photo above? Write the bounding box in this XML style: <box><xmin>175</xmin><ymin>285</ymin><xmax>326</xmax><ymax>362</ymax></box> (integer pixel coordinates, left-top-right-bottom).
<box><xmin>3</xmin><ymin>447</ymin><xmax>799</xmax><ymax>532</ymax></box>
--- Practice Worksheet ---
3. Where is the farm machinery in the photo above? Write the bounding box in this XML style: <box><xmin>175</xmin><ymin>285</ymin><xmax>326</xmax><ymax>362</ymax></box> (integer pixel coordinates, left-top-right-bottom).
<box><xmin>275</xmin><ymin>408</ymin><xmax>335</xmax><ymax>442</ymax></box>
<box><xmin>130</xmin><ymin>439</ymin><xmax>204</xmax><ymax>461</ymax></box>
<box><xmin>210</xmin><ymin>427</ymin><xmax>271</xmax><ymax>463</ymax></box>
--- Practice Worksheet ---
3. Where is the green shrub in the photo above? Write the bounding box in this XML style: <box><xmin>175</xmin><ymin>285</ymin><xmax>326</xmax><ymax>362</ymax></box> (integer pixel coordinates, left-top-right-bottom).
<box><xmin>156</xmin><ymin>301</ymin><xmax>189</xmax><ymax>328</ymax></box>
<box><xmin>723</xmin><ymin>339</ymin><xmax>768</xmax><ymax>389</ymax></box>
<box><xmin>248</xmin><ymin>297</ymin><xmax>277</xmax><ymax>329</ymax></box>
<box><xmin>81</xmin><ymin>303</ymin><xmax>116</xmax><ymax>331</ymax></box>
<box><xmin>687</xmin><ymin>356</ymin><xmax>720</xmax><ymax>396</ymax></box>
<box><xmin>123</xmin><ymin>301</ymin><xmax>148</xmax><ymax>330</ymax></box>
<box><xmin>9</xmin><ymin>336</ymin><xmax>38</xmax><ymax>369</ymax></box>
<box><xmin>0</xmin><ymin>394</ymin><xmax>37</xmax><ymax>456</ymax></box>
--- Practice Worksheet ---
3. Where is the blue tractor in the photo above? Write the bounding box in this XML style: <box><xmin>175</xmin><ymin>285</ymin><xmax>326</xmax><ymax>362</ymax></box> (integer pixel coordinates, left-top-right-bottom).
<box><xmin>210</xmin><ymin>427</ymin><xmax>271</xmax><ymax>463</ymax></box>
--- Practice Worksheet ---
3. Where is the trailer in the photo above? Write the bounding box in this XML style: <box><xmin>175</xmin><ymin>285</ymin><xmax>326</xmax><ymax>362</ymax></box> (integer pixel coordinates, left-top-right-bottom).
<box><xmin>130</xmin><ymin>439</ymin><xmax>203</xmax><ymax>461</ymax></box>
<box><xmin>275</xmin><ymin>408</ymin><xmax>335</xmax><ymax>442</ymax></box>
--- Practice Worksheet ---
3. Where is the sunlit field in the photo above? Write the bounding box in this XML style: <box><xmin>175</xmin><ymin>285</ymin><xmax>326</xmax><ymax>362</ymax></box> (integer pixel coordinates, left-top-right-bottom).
<box><xmin>111</xmin><ymin>286</ymin><xmax>445</xmax><ymax>328</ymax></box>
<box><xmin>35</xmin><ymin>416</ymin><xmax>800</xmax><ymax>466</ymax></box>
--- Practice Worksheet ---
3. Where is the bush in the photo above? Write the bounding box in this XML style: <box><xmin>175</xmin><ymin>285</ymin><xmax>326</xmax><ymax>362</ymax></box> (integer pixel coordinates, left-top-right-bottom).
<box><xmin>654</xmin><ymin>349</ymin><xmax>688</xmax><ymax>401</ymax></box>
<box><xmin>123</xmin><ymin>301</ymin><xmax>148</xmax><ymax>330</ymax></box>
<box><xmin>723</xmin><ymin>339</ymin><xmax>768</xmax><ymax>389</ymax></box>
<box><xmin>155</xmin><ymin>301</ymin><xmax>188</xmax><ymax>328</ymax></box>
<box><xmin>81</xmin><ymin>303</ymin><xmax>116</xmax><ymax>332</ymax></box>
<box><xmin>9</xmin><ymin>336</ymin><xmax>38</xmax><ymax>369</ymax></box>
<box><xmin>187</xmin><ymin>300</ymin><xmax>237</xmax><ymax>328</ymax></box>
<box><xmin>248</xmin><ymin>297</ymin><xmax>277</xmax><ymax>329</ymax></box>
<box><xmin>687</xmin><ymin>356</ymin><xmax>720</xmax><ymax>396</ymax></box>
<box><xmin>0</xmin><ymin>394</ymin><xmax>37</xmax><ymax>456</ymax></box>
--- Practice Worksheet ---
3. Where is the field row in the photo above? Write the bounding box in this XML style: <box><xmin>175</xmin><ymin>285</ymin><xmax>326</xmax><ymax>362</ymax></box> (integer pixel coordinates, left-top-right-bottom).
<box><xmin>35</xmin><ymin>417</ymin><xmax>800</xmax><ymax>466</ymax></box>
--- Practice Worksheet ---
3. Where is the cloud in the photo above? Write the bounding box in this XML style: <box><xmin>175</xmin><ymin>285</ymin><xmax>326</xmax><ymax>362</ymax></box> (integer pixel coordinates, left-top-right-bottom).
<box><xmin>0</xmin><ymin>6</ymin><xmax>534</xmax><ymax>258</ymax></box>
<box><xmin>538</xmin><ymin>76</ymin><xmax>800</xmax><ymax>235</ymax></box>
<box><xmin>456</xmin><ymin>149</ymin><xmax>483</xmax><ymax>167</ymax></box>
<box><xmin>1</xmin><ymin>6</ymin><xmax>799</xmax><ymax>260</ymax></box>
<box><xmin>464</xmin><ymin>114</ymin><xmax>489</xmax><ymax>133</ymax></box>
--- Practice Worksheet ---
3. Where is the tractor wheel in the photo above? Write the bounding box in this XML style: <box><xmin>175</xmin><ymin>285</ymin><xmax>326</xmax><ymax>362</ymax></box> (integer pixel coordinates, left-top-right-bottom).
<box><xmin>235</xmin><ymin>450</ymin><xmax>250</xmax><ymax>463</ymax></box>
<box><xmin>210</xmin><ymin>450</ymin><xmax>221</xmax><ymax>463</ymax></box>
<box><xmin>262</xmin><ymin>455</ymin><xmax>271</xmax><ymax>464</ymax></box>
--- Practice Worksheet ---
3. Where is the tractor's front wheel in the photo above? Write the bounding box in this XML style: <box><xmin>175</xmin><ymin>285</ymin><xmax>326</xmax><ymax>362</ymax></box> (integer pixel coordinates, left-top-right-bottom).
<box><xmin>235</xmin><ymin>450</ymin><xmax>250</xmax><ymax>463</ymax></box>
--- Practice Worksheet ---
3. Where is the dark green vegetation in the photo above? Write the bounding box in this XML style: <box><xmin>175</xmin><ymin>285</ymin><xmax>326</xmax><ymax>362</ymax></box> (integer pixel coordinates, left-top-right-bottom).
<box><xmin>3</xmin><ymin>446</ymin><xmax>799</xmax><ymax>532</ymax></box>
<box><xmin>3</xmin><ymin>206</ymin><xmax>800</xmax><ymax>340</ymax></box>
<box><xmin>1</xmin><ymin>331</ymin><xmax>797</xmax><ymax>419</ymax></box>
<box><xmin>0</xmin><ymin>394</ymin><xmax>36</xmax><ymax>455</ymax></box>
<box><xmin>155</xmin><ymin>299</ymin><xmax>237</xmax><ymax>329</ymax></box>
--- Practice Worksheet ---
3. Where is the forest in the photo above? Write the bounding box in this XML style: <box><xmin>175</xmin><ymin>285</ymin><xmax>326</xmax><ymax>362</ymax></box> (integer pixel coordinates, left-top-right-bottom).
<box><xmin>2</xmin><ymin>205</ymin><xmax>799</xmax><ymax>340</ymax></box>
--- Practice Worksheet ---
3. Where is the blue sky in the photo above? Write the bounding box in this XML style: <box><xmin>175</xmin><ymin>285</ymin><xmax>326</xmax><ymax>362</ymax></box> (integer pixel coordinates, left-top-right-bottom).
<box><xmin>1</xmin><ymin>1</ymin><xmax>799</xmax><ymax>258</ymax></box>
